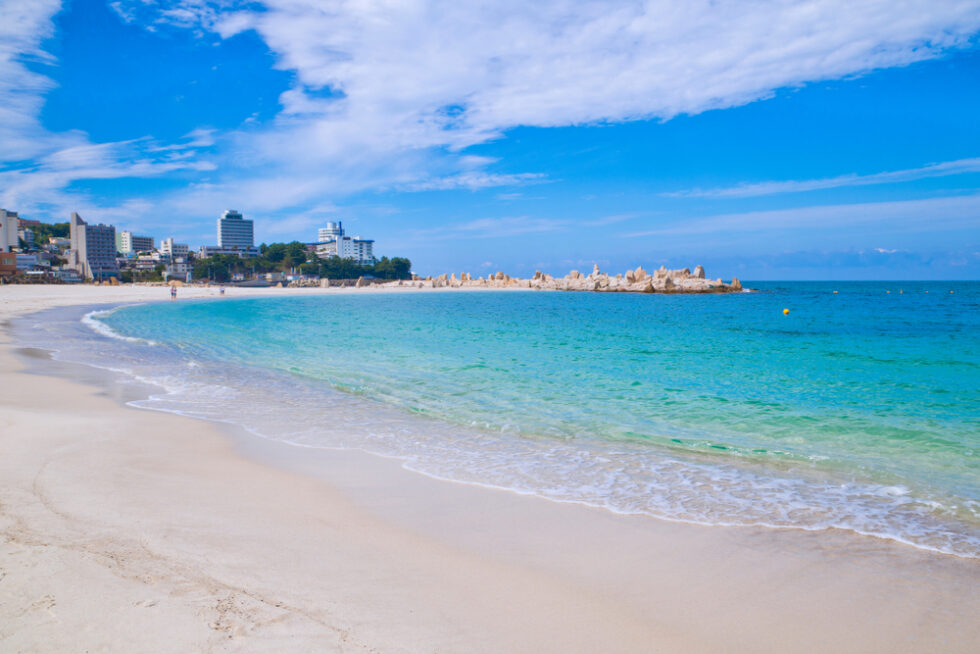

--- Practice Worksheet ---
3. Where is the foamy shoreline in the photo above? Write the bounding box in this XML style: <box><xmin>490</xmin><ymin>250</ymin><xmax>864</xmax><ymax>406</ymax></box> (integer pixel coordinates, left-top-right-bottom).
<box><xmin>1</xmin><ymin>284</ymin><xmax>978</xmax><ymax>653</ymax></box>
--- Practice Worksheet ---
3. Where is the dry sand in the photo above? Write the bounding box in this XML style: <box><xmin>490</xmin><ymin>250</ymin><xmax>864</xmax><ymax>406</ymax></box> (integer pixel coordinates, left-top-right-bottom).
<box><xmin>1</xmin><ymin>284</ymin><xmax>978</xmax><ymax>653</ymax></box>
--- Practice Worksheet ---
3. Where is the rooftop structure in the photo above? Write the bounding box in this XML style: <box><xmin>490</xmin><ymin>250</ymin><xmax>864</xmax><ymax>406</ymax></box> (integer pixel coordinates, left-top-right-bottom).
<box><xmin>317</xmin><ymin>222</ymin><xmax>343</xmax><ymax>242</ymax></box>
<box><xmin>217</xmin><ymin>209</ymin><xmax>254</xmax><ymax>249</ymax></box>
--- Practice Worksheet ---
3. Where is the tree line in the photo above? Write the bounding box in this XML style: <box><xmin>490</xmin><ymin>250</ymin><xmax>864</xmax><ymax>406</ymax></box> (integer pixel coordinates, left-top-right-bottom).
<box><xmin>192</xmin><ymin>241</ymin><xmax>411</xmax><ymax>282</ymax></box>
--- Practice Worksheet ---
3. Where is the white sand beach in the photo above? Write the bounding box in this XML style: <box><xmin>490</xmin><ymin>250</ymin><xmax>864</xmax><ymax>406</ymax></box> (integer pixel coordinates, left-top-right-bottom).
<box><xmin>1</xmin><ymin>285</ymin><xmax>978</xmax><ymax>653</ymax></box>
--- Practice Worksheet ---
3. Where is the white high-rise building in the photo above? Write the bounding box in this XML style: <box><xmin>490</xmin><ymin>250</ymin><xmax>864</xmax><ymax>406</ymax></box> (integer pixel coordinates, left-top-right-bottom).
<box><xmin>161</xmin><ymin>237</ymin><xmax>189</xmax><ymax>258</ymax></box>
<box><xmin>0</xmin><ymin>209</ymin><xmax>19</xmax><ymax>252</ymax></box>
<box><xmin>217</xmin><ymin>210</ymin><xmax>254</xmax><ymax>249</ymax></box>
<box><xmin>314</xmin><ymin>221</ymin><xmax>375</xmax><ymax>265</ymax></box>
<box><xmin>317</xmin><ymin>222</ymin><xmax>343</xmax><ymax>242</ymax></box>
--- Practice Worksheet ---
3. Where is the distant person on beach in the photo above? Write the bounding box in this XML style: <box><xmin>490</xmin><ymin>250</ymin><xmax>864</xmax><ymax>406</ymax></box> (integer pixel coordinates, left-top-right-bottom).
<box><xmin>170</xmin><ymin>285</ymin><xmax>177</xmax><ymax>300</ymax></box>
<box><xmin>219</xmin><ymin>286</ymin><xmax>225</xmax><ymax>296</ymax></box>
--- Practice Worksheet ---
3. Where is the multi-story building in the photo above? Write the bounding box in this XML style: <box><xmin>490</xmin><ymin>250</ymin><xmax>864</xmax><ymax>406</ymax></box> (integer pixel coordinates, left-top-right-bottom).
<box><xmin>116</xmin><ymin>231</ymin><xmax>155</xmax><ymax>255</ymax></box>
<box><xmin>0</xmin><ymin>209</ymin><xmax>19</xmax><ymax>252</ymax></box>
<box><xmin>217</xmin><ymin>210</ymin><xmax>254</xmax><ymax>249</ymax></box>
<box><xmin>0</xmin><ymin>252</ymin><xmax>16</xmax><ymax>275</ymax></box>
<box><xmin>15</xmin><ymin>254</ymin><xmax>41</xmax><ymax>271</ymax></box>
<box><xmin>18</xmin><ymin>227</ymin><xmax>34</xmax><ymax>249</ymax></box>
<box><xmin>165</xmin><ymin>260</ymin><xmax>192</xmax><ymax>282</ymax></box>
<box><xmin>317</xmin><ymin>222</ymin><xmax>344</xmax><ymax>242</ymax></box>
<box><xmin>48</xmin><ymin>237</ymin><xmax>72</xmax><ymax>251</ymax></box>
<box><xmin>314</xmin><ymin>221</ymin><xmax>376</xmax><ymax>265</ymax></box>
<box><xmin>67</xmin><ymin>212</ymin><xmax>119</xmax><ymax>280</ymax></box>
<box><xmin>161</xmin><ymin>237</ymin><xmax>189</xmax><ymax>259</ymax></box>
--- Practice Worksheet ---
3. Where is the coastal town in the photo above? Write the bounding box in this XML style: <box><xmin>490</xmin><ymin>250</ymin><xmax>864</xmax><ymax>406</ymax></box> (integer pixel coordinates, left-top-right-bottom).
<box><xmin>0</xmin><ymin>207</ymin><xmax>389</xmax><ymax>285</ymax></box>
<box><xmin>0</xmin><ymin>207</ymin><xmax>742</xmax><ymax>293</ymax></box>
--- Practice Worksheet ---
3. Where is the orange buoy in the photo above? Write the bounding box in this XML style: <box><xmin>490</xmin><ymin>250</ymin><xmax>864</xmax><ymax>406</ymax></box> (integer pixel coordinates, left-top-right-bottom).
<box><xmin>783</xmin><ymin>308</ymin><xmax>790</xmax><ymax>315</ymax></box>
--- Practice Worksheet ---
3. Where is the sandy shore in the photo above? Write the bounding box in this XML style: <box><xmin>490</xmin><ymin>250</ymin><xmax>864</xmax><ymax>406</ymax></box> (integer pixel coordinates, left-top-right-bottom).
<box><xmin>1</xmin><ymin>284</ymin><xmax>978</xmax><ymax>653</ymax></box>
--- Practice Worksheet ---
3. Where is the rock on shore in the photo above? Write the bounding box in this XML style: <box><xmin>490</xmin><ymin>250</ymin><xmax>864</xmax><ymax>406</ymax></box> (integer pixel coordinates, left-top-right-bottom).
<box><xmin>381</xmin><ymin>265</ymin><xmax>744</xmax><ymax>294</ymax></box>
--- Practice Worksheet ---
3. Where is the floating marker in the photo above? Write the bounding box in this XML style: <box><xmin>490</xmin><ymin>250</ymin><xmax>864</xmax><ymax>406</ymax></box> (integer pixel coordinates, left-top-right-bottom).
<box><xmin>783</xmin><ymin>308</ymin><xmax>790</xmax><ymax>315</ymax></box>
<box><xmin>886</xmin><ymin>290</ymin><xmax>890</xmax><ymax>294</ymax></box>
<box><xmin>925</xmin><ymin>290</ymin><xmax>929</xmax><ymax>294</ymax></box>
<box><xmin>900</xmin><ymin>289</ymin><xmax>903</xmax><ymax>294</ymax></box>
<box><xmin>950</xmin><ymin>290</ymin><xmax>954</xmax><ymax>294</ymax></box>
<box><xmin>833</xmin><ymin>290</ymin><xmax>838</xmax><ymax>294</ymax></box>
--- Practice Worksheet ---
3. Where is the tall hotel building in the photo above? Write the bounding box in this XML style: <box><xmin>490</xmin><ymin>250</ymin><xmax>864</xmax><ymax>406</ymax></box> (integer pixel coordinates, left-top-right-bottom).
<box><xmin>315</xmin><ymin>221</ymin><xmax>375</xmax><ymax>265</ymax></box>
<box><xmin>68</xmin><ymin>212</ymin><xmax>119</xmax><ymax>280</ymax></box>
<box><xmin>217</xmin><ymin>210</ymin><xmax>254</xmax><ymax>249</ymax></box>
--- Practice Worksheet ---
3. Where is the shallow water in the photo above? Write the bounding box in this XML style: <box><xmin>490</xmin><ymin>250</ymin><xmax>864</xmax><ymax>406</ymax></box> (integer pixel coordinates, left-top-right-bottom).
<box><xmin>15</xmin><ymin>282</ymin><xmax>980</xmax><ymax>556</ymax></box>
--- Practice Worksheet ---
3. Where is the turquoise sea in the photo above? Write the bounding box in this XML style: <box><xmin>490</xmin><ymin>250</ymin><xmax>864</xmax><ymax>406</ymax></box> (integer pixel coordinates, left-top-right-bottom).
<box><xmin>18</xmin><ymin>282</ymin><xmax>980</xmax><ymax>557</ymax></box>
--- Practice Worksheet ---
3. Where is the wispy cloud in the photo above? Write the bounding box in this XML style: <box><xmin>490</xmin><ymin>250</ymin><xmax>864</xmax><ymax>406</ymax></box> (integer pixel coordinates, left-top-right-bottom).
<box><xmin>623</xmin><ymin>193</ymin><xmax>980</xmax><ymax>238</ymax></box>
<box><xmin>408</xmin><ymin>216</ymin><xmax>570</xmax><ymax>240</ymax></box>
<box><xmin>6</xmin><ymin>0</ymin><xmax>980</xmax><ymax>242</ymax></box>
<box><xmin>664</xmin><ymin>158</ymin><xmax>980</xmax><ymax>198</ymax></box>
<box><xmin>404</xmin><ymin>172</ymin><xmax>546</xmax><ymax>192</ymax></box>
<box><xmin>99</xmin><ymin>0</ymin><xmax>980</xmax><ymax>212</ymax></box>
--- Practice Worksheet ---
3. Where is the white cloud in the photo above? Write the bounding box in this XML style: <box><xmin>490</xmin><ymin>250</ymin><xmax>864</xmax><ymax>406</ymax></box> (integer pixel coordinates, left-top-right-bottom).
<box><xmin>405</xmin><ymin>172</ymin><xmax>546</xmax><ymax>191</ymax></box>
<box><xmin>0</xmin><ymin>0</ymin><xmax>68</xmax><ymax>161</ymax></box>
<box><xmin>665</xmin><ymin>158</ymin><xmax>980</xmax><ymax>198</ymax></box>
<box><xmin>0</xmin><ymin>1</ymin><xmax>220</xmax><ymax>220</ymax></box>
<box><xmin>6</xmin><ymin>0</ymin><xmax>980</xmax><ymax>233</ymax></box>
<box><xmin>206</xmin><ymin>0</ymin><xmax>980</xmax><ymax>132</ymax></box>
<box><xmin>409</xmin><ymin>215</ymin><xmax>570</xmax><ymax>240</ymax></box>
<box><xmin>102</xmin><ymin>0</ymin><xmax>980</xmax><ymax>211</ymax></box>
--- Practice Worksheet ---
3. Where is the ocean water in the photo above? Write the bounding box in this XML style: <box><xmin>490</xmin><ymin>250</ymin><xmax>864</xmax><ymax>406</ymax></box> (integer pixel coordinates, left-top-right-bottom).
<box><xmin>15</xmin><ymin>282</ymin><xmax>980</xmax><ymax>557</ymax></box>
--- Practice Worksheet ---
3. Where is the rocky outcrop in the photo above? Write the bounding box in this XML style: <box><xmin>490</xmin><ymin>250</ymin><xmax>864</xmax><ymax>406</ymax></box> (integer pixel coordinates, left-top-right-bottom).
<box><xmin>378</xmin><ymin>264</ymin><xmax>744</xmax><ymax>294</ymax></box>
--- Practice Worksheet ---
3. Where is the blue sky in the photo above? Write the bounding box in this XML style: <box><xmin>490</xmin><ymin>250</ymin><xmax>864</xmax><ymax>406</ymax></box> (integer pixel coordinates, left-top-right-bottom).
<box><xmin>1</xmin><ymin>0</ymin><xmax>979</xmax><ymax>279</ymax></box>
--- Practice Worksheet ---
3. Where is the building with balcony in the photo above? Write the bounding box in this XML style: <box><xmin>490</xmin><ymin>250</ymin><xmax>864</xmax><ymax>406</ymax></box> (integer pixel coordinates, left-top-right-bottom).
<box><xmin>161</xmin><ymin>237</ymin><xmax>190</xmax><ymax>259</ymax></box>
<box><xmin>116</xmin><ymin>231</ymin><xmax>155</xmax><ymax>255</ymax></box>
<box><xmin>67</xmin><ymin>212</ymin><xmax>119</xmax><ymax>280</ymax></box>
<box><xmin>314</xmin><ymin>221</ymin><xmax>375</xmax><ymax>266</ymax></box>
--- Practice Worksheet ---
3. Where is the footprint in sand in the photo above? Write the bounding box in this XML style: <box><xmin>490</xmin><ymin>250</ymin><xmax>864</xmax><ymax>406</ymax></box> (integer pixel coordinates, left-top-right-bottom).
<box><xmin>31</xmin><ymin>594</ymin><xmax>56</xmax><ymax>615</ymax></box>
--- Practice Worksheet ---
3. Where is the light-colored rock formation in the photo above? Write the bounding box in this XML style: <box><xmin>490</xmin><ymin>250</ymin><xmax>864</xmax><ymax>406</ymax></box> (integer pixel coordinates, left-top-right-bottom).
<box><xmin>376</xmin><ymin>264</ymin><xmax>743</xmax><ymax>294</ymax></box>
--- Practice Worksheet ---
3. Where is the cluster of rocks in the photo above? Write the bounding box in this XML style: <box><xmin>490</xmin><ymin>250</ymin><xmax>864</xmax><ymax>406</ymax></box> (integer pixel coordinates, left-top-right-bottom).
<box><xmin>382</xmin><ymin>265</ymin><xmax>742</xmax><ymax>294</ymax></box>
